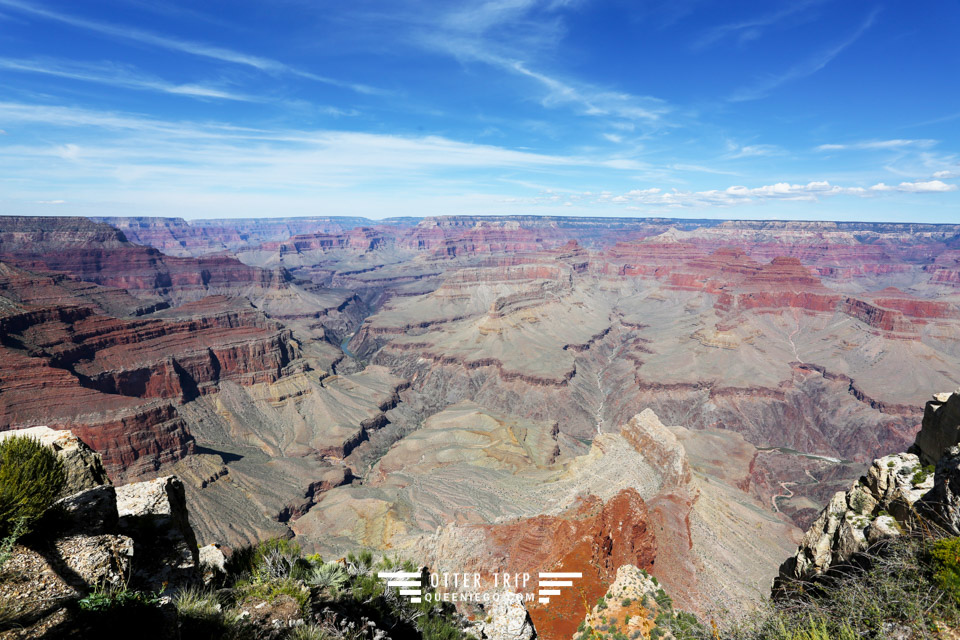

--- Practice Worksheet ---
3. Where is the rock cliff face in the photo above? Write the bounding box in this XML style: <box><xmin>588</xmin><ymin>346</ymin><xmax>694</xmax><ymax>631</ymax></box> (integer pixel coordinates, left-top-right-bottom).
<box><xmin>0</xmin><ymin>276</ymin><xmax>306</xmax><ymax>480</ymax></box>
<box><xmin>778</xmin><ymin>388</ymin><xmax>960</xmax><ymax>585</ymax></box>
<box><xmin>0</xmin><ymin>428</ymin><xmax>201</xmax><ymax>635</ymax></box>
<box><xmin>913</xmin><ymin>390</ymin><xmax>960</xmax><ymax>465</ymax></box>
<box><xmin>0</xmin><ymin>216</ymin><xmax>287</xmax><ymax>304</ymax></box>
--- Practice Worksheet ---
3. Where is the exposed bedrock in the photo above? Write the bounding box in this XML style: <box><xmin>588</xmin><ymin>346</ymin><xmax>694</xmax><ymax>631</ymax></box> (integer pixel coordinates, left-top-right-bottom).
<box><xmin>777</xmin><ymin>389</ymin><xmax>960</xmax><ymax>589</ymax></box>
<box><xmin>293</xmin><ymin>405</ymin><xmax>796</xmax><ymax>640</ymax></box>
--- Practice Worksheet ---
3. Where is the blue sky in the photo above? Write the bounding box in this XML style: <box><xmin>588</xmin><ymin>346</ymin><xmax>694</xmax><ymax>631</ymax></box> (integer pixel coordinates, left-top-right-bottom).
<box><xmin>0</xmin><ymin>0</ymin><xmax>958</xmax><ymax>221</ymax></box>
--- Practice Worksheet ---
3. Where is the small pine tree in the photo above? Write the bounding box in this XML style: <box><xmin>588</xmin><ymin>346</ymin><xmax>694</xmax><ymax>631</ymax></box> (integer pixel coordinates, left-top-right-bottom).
<box><xmin>0</xmin><ymin>435</ymin><xmax>65</xmax><ymax>538</ymax></box>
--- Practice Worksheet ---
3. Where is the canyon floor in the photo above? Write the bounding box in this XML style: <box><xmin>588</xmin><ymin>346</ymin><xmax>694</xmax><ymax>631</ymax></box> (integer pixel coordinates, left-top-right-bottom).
<box><xmin>2</xmin><ymin>214</ymin><xmax>959</xmax><ymax>639</ymax></box>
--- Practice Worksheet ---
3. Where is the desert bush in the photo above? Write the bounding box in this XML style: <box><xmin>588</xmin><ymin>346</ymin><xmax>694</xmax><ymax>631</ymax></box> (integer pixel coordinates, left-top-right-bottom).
<box><xmin>929</xmin><ymin>536</ymin><xmax>960</xmax><ymax>604</ymax></box>
<box><xmin>666</xmin><ymin>534</ymin><xmax>960</xmax><ymax>639</ymax></box>
<box><xmin>224</xmin><ymin>537</ymin><xmax>307</xmax><ymax>583</ymax></box>
<box><xmin>307</xmin><ymin>561</ymin><xmax>350</xmax><ymax>596</ymax></box>
<box><xmin>0</xmin><ymin>435</ymin><xmax>65</xmax><ymax>538</ymax></box>
<box><xmin>234</xmin><ymin>575</ymin><xmax>311</xmax><ymax>614</ymax></box>
<box><xmin>176</xmin><ymin>587</ymin><xmax>250</xmax><ymax>640</ymax></box>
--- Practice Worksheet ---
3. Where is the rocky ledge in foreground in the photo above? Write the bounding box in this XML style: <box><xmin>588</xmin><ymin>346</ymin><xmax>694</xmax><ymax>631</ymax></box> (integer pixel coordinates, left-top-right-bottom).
<box><xmin>0</xmin><ymin>427</ymin><xmax>201</xmax><ymax>637</ymax></box>
<box><xmin>777</xmin><ymin>388</ymin><xmax>960</xmax><ymax>586</ymax></box>
<box><xmin>0</xmin><ymin>426</ymin><xmax>517</xmax><ymax>640</ymax></box>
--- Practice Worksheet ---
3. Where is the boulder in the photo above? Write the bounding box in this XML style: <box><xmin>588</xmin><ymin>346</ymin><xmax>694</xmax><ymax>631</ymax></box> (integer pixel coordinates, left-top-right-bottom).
<box><xmin>199</xmin><ymin>543</ymin><xmax>227</xmax><ymax>585</ymax></box>
<box><xmin>912</xmin><ymin>390</ymin><xmax>960</xmax><ymax>465</ymax></box>
<box><xmin>0</xmin><ymin>426</ymin><xmax>110</xmax><ymax>496</ymax></box>
<box><xmin>53</xmin><ymin>534</ymin><xmax>135</xmax><ymax>588</ymax></box>
<box><xmin>116</xmin><ymin>475</ymin><xmax>200</xmax><ymax>590</ymax></box>
<box><xmin>52</xmin><ymin>485</ymin><xmax>118</xmax><ymax>536</ymax></box>
<box><xmin>920</xmin><ymin>446</ymin><xmax>960</xmax><ymax>535</ymax></box>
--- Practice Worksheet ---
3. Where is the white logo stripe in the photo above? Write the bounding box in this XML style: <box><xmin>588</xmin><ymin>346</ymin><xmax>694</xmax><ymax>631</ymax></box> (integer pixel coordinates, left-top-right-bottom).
<box><xmin>538</xmin><ymin>580</ymin><xmax>573</xmax><ymax>587</ymax></box>
<box><xmin>538</xmin><ymin>572</ymin><xmax>582</xmax><ymax>578</ymax></box>
<box><xmin>386</xmin><ymin>580</ymin><xmax>421</xmax><ymax>587</ymax></box>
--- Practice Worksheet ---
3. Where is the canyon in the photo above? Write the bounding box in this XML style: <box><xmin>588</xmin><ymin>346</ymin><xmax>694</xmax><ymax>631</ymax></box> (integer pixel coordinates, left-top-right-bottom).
<box><xmin>2</xmin><ymin>214</ymin><xmax>959</xmax><ymax>638</ymax></box>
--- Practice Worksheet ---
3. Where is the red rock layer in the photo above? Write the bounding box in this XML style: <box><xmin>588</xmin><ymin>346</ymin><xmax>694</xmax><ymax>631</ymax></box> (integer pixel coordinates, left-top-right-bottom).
<box><xmin>96</xmin><ymin>216</ymin><xmax>374</xmax><ymax>255</ymax></box>
<box><xmin>840</xmin><ymin>297</ymin><xmax>918</xmax><ymax>335</ymax></box>
<box><xmin>0</xmin><ymin>216</ymin><xmax>278</xmax><ymax>297</ymax></box>
<box><xmin>0</xmin><ymin>264</ymin><xmax>301</xmax><ymax>479</ymax></box>
<box><xmin>0</xmin><ymin>349</ymin><xmax>194</xmax><ymax>479</ymax></box>
<box><xmin>397</xmin><ymin>219</ymin><xmax>564</xmax><ymax>256</ymax></box>
<box><xmin>0</xmin><ymin>300</ymin><xmax>298</xmax><ymax>401</ymax></box>
<box><xmin>262</xmin><ymin>228</ymin><xmax>391</xmax><ymax>253</ymax></box>
<box><xmin>477</xmin><ymin>489</ymin><xmax>657</xmax><ymax>640</ymax></box>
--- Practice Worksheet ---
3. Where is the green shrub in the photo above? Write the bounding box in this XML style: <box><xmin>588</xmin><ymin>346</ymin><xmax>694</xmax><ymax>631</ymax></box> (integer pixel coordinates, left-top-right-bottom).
<box><xmin>224</xmin><ymin>537</ymin><xmax>306</xmax><ymax>583</ymax></box>
<box><xmin>235</xmin><ymin>576</ymin><xmax>310</xmax><ymax>614</ymax></box>
<box><xmin>77</xmin><ymin>582</ymin><xmax>161</xmax><ymax>613</ymax></box>
<box><xmin>913</xmin><ymin>464</ymin><xmax>935</xmax><ymax>485</ymax></box>
<box><xmin>175</xmin><ymin>587</ymin><xmax>249</xmax><ymax>640</ymax></box>
<box><xmin>306</xmin><ymin>561</ymin><xmax>349</xmax><ymax>596</ymax></box>
<box><xmin>0</xmin><ymin>435</ymin><xmax>65</xmax><ymax>538</ymax></box>
<box><xmin>930</xmin><ymin>536</ymin><xmax>960</xmax><ymax>604</ymax></box>
<box><xmin>666</xmin><ymin>535</ymin><xmax>960</xmax><ymax>639</ymax></box>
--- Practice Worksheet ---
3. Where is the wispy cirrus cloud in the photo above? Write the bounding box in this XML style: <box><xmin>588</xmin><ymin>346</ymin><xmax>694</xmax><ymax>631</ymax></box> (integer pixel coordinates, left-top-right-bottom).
<box><xmin>0</xmin><ymin>0</ymin><xmax>383</xmax><ymax>95</ymax></box>
<box><xmin>729</xmin><ymin>9</ymin><xmax>878</xmax><ymax>102</ymax></box>
<box><xmin>815</xmin><ymin>139</ymin><xmax>938</xmax><ymax>152</ymax></box>
<box><xmin>508</xmin><ymin>60</ymin><xmax>669</xmax><ymax>122</ymax></box>
<box><xmin>404</xmin><ymin>1</ymin><xmax>670</xmax><ymax>125</ymax></box>
<box><xmin>694</xmin><ymin>0</ymin><xmax>830</xmax><ymax>50</ymax></box>
<box><xmin>0</xmin><ymin>57</ymin><xmax>254</xmax><ymax>101</ymax></box>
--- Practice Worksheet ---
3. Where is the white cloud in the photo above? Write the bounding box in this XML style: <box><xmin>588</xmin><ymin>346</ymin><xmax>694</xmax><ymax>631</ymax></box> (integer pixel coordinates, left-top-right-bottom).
<box><xmin>508</xmin><ymin>60</ymin><xmax>669</xmax><ymax>122</ymax></box>
<box><xmin>55</xmin><ymin>143</ymin><xmax>81</xmax><ymax>160</ymax></box>
<box><xmin>0</xmin><ymin>101</ymin><xmax>653</xmax><ymax>198</ymax></box>
<box><xmin>670</xmin><ymin>163</ymin><xmax>741</xmax><ymax>176</ymax></box>
<box><xmin>0</xmin><ymin>0</ymin><xmax>382</xmax><ymax>95</ymax></box>
<box><xmin>600</xmin><ymin>178</ymin><xmax>956</xmax><ymax>210</ymax></box>
<box><xmin>894</xmin><ymin>179</ymin><xmax>956</xmax><ymax>193</ymax></box>
<box><xmin>816</xmin><ymin>139</ymin><xmax>937</xmax><ymax>152</ymax></box>
<box><xmin>406</xmin><ymin>1</ymin><xmax>670</xmax><ymax>124</ymax></box>
<box><xmin>933</xmin><ymin>170</ymin><xmax>960</xmax><ymax>179</ymax></box>
<box><xmin>0</xmin><ymin>57</ymin><xmax>254</xmax><ymax>101</ymax></box>
<box><xmin>602</xmin><ymin>133</ymin><xmax>623</xmax><ymax>143</ymax></box>
<box><xmin>725</xmin><ymin>143</ymin><xmax>782</xmax><ymax>159</ymax></box>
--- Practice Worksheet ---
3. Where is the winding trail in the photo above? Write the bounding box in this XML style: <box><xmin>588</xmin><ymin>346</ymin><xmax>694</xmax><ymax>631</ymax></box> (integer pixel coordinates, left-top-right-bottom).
<box><xmin>772</xmin><ymin>481</ymin><xmax>797</xmax><ymax>512</ymax></box>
